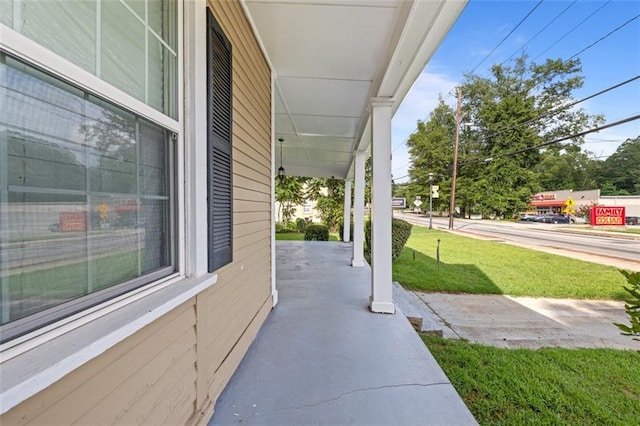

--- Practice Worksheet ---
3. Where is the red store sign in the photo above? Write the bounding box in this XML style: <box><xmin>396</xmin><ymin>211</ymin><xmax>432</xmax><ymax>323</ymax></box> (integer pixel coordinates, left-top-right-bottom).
<box><xmin>590</xmin><ymin>206</ymin><xmax>625</xmax><ymax>226</ymax></box>
<box><xmin>59</xmin><ymin>212</ymin><xmax>87</xmax><ymax>231</ymax></box>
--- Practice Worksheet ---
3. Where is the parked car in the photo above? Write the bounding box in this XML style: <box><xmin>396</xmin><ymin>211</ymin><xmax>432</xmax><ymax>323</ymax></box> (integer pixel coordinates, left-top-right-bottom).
<box><xmin>539</xmin><ymin>214</ymin><xmax>571</xmax><ymax>224</ymax></box>
<box><xmin>519</xmin><ymin>213</ymin><xmax>538</xmax><ymax>222</ymax></box>
<box><xmin>626</xmin><ymin>216</ymin><xmax>639</xmax><ymax>225</ymax></box>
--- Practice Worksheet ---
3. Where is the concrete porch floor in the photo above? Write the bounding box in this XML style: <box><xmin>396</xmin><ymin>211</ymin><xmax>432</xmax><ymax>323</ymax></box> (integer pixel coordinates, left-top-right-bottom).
<box><xmin>210</xmin><ymin>241</ymin><xmax>476</xmax><ymax>425</ymax></box>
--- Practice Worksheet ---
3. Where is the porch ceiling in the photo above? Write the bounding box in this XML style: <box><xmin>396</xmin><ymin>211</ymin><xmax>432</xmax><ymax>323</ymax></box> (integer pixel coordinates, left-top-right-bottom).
<box><xmin>243</xmin><ymin>0</ymin><xmax>467</xmax><ymax>179</ymax></box>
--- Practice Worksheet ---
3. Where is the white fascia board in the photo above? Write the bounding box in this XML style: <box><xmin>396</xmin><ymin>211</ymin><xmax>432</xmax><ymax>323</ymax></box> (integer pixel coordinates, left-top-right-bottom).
<box><xmin>347</xmin><ymin>0</ymin><xmax>467</xmax><ymax>175</ymax></box>
<box><xmin>379</xmin><ymin>0</ymin><xmax>468</xmax><ymax>111</ymax></box>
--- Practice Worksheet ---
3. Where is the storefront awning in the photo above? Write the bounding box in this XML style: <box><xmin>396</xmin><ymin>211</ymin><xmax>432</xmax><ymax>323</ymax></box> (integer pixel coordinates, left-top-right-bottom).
<box><xmin>530</xmin><ymin>200</ymin><xmax>565</xmax><ymax>207</ymax></box>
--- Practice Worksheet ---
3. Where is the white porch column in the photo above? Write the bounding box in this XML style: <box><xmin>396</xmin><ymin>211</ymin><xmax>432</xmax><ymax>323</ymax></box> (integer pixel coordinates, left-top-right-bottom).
<box><xmin>370</xmin><ymin>98</ymin><xmax>395</xmax><ymax>314</ymax></box>
<box><xmin>342</xmin><ymin>179</ymin><xmax>352</xmax><ymax>242</ymax></box>
<box><xmin>352</xmin><ymin>151</ymin><xmax>366</xmax><ymax>267</ymax></box>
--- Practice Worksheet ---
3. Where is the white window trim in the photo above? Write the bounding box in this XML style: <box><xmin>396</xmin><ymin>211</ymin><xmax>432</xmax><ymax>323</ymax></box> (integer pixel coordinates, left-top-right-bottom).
<box><xmin>0</xmin><ymin>0</ymin><xmax>217</xmax><ymax>414</ymax></box>
<box><xmin>0</xmin><ymin>24</ymin><xmax>179</xmax><ymax>133</ymax></box>
<box><xmin>0</xmin><ymin>273</ymin><xmax>217</xmax><ymax>414</ymax></box>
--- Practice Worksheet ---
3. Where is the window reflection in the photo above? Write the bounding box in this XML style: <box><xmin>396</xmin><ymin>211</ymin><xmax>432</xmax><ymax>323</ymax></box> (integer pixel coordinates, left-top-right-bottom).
<box><xmin>0</xmin><ymin>54</ymin><xmax>173</xmax><ymax>332</ymax></box>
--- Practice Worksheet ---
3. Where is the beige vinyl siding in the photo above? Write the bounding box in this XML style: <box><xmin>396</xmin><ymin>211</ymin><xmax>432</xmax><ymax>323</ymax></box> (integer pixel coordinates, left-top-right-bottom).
<box><xmin>197</xmin><ymin>0</ymin><xmax>273</xmax><ymax>421</ymax></box>
<box><xmin>2</xmin><ymin>301</ymin><xmax>197</xmax><ymax>425</ymax></box>
<box><xmin>1</xmin><ymin>1</ymin><xmax>272</xmax><ymax>424</ymax></box>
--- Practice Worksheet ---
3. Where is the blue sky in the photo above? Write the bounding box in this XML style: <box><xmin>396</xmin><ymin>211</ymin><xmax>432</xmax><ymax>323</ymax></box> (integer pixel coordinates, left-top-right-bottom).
<box><xmin>391</xmin><ymin>0</ymin><xmax>640</xmax><ymax>183</ymax></box>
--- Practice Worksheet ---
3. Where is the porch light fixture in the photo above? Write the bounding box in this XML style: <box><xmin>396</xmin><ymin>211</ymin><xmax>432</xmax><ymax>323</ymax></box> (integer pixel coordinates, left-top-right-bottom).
<box><xmin>277</xmin><ymin>137</ymin><xmax>285</xmax><ymax>183</ymax></box>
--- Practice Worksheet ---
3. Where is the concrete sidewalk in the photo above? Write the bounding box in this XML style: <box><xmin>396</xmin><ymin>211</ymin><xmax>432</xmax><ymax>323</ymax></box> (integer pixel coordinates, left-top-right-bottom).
<box><xmin>412</xmin><ymin>292</ymin><xmax>639</xmax><ymax>350</ymax></box>
<box><xmin>210</xmin><ymin>241</ymin><xmax>476</xmax><ymax>425</ymax></box>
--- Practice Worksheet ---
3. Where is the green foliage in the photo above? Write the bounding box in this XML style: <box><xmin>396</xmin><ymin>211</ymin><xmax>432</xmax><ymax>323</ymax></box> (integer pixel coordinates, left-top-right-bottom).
<box><xmin>391</xmin><ymin>218</ymin><xmax>413</xmax><ymax>260</ymax></box>
<box><xmin>614</xmin><ymin>270</ymin><xmax>640</xmax><ymax>340</ymax></box>
<box><xmin>295</xmin><ymin>217</ymin><xmax>307</xmax><ymax>233</ymax></box>
<box><xmin>304</xmin><ymin>224</ymin><xmax>329</xmax><ymax>241</ymax></box>
<box><xmin>597</xmin><ymin>137</ymin><xmax>640</xmax><ymax>195</ymax></box>
<box><xmin>275</xmin><ymin>221</ymin><xmax>296</xmax><ymax>233</ymax></box>
<box><xmin>276</xmin><ymin>177</ymin><xmax>348</xmax><ymax>230</ymax></box>
<box><xmin>275</xmin><ymin>176</ymin><xmax>307</xmax><ymax>222</ymax></box>
<box><xmin>422</xmin><ymin>335</ymin><xmax>640</xmax><ymax>425</ymax></box>
<box><xmin>310</xmin><ymin>178</ymin><xmax>346</xmax><ymax>230</ymax></box>
<box><xmin>407</xmin><ymin>55</ymin><xmax>605</xmax><ymax>217</ymax></box>
<box><xmin>364</xmin><ymin>218</ymin><xmax>413</xmax><ymax>261</ymax></box>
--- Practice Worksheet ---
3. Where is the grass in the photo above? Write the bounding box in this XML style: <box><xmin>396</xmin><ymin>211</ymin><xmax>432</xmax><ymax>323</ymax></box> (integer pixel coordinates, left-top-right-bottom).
<box><xmin>275</xmin><ymin>232</ymin><xmax>340</xmax><ymax>241</ymax></box>
<box><xmin>8</xmin><ymin>250</ymin><xmax>140</xmax><ymax>300</ymax></box>
<box><xmin>393</xmin><ymin>226</ymin><xmax>628</xmax><ymax>300</ymax></box>
<box><xmin>422</xmin><ymin>335</ymin><xmax>640</xmax><ymax>425</ymax></box>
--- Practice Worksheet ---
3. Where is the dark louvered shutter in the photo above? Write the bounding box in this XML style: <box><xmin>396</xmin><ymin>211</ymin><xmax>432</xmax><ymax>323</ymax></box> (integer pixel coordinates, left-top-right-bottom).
<box><xmin>206</xmin><ymin>9</ymin><xmax>233</xmax><ymax>272</ymax></box>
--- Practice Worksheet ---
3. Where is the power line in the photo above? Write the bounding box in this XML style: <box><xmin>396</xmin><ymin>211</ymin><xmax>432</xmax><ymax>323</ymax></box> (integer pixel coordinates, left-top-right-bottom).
<box><xmin>464</xmin><ymin>113</ymin><xmax>640</xmax><ymax>166</ymax></box>
<box><xmin>501</xmin><ymin>0</ymin><xmax>578</xmax><ymax>66</ymax></box>
<box><xmin>468</xmin><ymin>0</ymin><xmax>544</xmax><ymax>75</ymax></box>
<box><xmin>392</xmin><ymin>3</ymin><xmax>637</xmax><ymax>163</ymax></box>
<box><xmin>532</xmin><ymin>1</ymin><xmax>611</xmax><ymax>62</ymax></box>
<box><xmin>393</xmin><ymin>1</ymin><xmax>545</xmax><ymax>155</ymax></box>
<box><xmin>479</xmin><ymin>74</ymin><xmax>640</xmax><ymax>143</ymax></box>
<box><xmin>567</xmin><ymin>13</ymin><xmax>640</xmax><ymax>60</ymax></box>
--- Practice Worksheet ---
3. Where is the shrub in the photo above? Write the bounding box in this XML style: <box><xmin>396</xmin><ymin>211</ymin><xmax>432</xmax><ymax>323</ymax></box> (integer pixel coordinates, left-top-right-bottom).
<box><xmin>364</xmin><ymin>218</ymin><xmax>413</xmax><ymax>260</ymax></box>
<box><xmin>614</xmin><ymin>270</ymin><xmax>640</xmax><ymax>340</ymax></box>
<box><xmin>275</xmin><ymin>221</ymin><xmax>297</xmax><ymax>233</ymax></box>
<box><xmin>304</xmin><ymin>224</ymin><xmax>329</xmax><ymax>241</ymax></box>
<box><xmin>296</xmin><ymin>218</ymin><xmax>307</xmax><ymax>233</ymax></box>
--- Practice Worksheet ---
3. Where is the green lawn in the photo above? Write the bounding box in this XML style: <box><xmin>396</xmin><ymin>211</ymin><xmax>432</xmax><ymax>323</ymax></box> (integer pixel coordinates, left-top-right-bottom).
<box><xmin>275</xmin><ymin>232</ymin><xmax>340</xmax><ymax>241</ymax></box>
<box><xmin>393</xmin><ymin>227</ymin><xmax>628</xmax><ymax>300</ymax></box>
<box><xmin>422</xmin><ymin>335</ymin><xmax>640</xmax><ymax>425</ymax></box>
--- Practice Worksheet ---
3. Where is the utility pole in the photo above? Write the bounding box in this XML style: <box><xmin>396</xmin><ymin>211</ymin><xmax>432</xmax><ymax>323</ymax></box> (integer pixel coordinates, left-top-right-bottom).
<box><xmin>449</xmin><ymin>87</ymin><xmax>462</xmax><ymax>230</ymax></box>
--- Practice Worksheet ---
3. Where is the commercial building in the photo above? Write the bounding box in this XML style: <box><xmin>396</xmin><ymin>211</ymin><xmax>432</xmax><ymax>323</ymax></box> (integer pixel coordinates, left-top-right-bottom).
<box><xmin>530</xmin><ymin>189</ymin><xmax>640</xmax><ymax>217</ymax></box>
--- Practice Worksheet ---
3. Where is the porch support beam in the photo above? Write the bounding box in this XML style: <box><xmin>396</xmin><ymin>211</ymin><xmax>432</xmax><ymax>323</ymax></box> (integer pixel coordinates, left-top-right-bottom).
<box><xmin>370</xmin><ymin>98</ymin><xmax>395</xmax><ymax>314</ymax></box>
<box><xmin>351</xmin><ymin>151</ymin><xmax>366</xmax><ymax>267</ymax></box>
<box><xmin>342</xmin><ymin>179</ymin><xmax>352</xmax><ymax>242</ymax></box>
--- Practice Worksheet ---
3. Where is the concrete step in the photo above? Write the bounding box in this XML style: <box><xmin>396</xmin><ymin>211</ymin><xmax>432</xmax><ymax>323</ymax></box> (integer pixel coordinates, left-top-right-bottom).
<box><xmin>393</xmin><ymin>282</ymin><xmax>443</xmax><ymax>336</ymax></box>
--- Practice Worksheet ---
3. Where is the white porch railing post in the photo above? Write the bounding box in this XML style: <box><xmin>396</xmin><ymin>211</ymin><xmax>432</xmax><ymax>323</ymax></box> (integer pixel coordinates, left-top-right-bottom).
<box><xmin>370</xmin><ymin>98</ymin><xmax>395</xmax><ymax>314</ymax></box>
<box><xmin>352</xmin><ymin>151</ymin><xmax>366</xmax><ymax>267</ymax></box>
<box><xmin>343</xmin><ymin>179</ymin><xmax>352</xmax><ymax>242</ymax></box>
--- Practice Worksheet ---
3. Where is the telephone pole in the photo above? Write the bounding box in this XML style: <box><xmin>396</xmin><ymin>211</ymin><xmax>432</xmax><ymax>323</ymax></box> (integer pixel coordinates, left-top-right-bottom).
<box><xmin>449</xmin><ymin>87</ymin><xmax>462</xmax><ymax>230</ymax></box>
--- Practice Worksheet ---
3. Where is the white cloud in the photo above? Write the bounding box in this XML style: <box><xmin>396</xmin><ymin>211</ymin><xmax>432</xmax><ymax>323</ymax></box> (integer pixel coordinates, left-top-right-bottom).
<box><xmin>391</xmin><ymin>71</ymin><xmax>459</xmax><ymax>182</ymax></box>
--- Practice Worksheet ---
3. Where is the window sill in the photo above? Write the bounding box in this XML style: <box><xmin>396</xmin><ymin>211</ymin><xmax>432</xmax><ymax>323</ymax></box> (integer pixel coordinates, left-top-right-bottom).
<box><xmin>0</xmin><ymin>273</ymin><xmax>217</xmax><ymax>415</ymax></box>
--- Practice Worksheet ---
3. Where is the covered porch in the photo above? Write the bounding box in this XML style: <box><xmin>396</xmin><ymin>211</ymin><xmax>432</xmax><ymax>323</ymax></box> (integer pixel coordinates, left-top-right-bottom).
<box><xmin>210</xmin><ymin>241</ymin><xmax>476</xmax><ymax>424</ymax></box>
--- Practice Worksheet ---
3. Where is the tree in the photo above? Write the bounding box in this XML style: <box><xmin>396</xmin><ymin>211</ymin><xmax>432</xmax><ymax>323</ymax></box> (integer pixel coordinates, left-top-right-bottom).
<box><xmin>462</xmin><ymin>56</ymin><xmax>603</xmax><ymax>217</ymax></box>
<box><xmin>406</xmin><ymin>97</ymin><xmax>456</xmax><ymax>213</ymax></box>
<box><xmin>311</xmin><ymin>178</ymin><xmax>345</xmax><ymax>231</ymax></box>
<box><xmin>596</xmin><ymin>137</ymin><xmax>640</xmax><ymax>195</ymax></box>
<box><xmin>275</xmin><ymin>176</ymin><xmax>306</xmax><ymax>222</ymax></box>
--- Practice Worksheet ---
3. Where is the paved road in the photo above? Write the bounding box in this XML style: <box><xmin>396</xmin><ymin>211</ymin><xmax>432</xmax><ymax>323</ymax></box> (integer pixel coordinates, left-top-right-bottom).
<box><xmin>397</xmin><ymin>213</ymin><xmax>640</xmax><ymax>271</ymax></box>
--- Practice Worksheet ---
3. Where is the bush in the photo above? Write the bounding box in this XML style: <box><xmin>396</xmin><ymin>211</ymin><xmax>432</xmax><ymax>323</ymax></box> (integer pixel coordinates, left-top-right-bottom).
<box><xmin>614</xmin><ymin>270</ymin><xmax>640</xmax><ymax>340</ymax></box>
<box><xmin>296</xmin><ymin>217</ymin><xmax>307</xmax><ymax>233</ymax></box>
<box><xmin>338</xmin><ymin>221</ymin><xmax>354</xmax><ymax>242</ymax></box>
<box><xmin>304</xmin><ymin>224</ymin><xmax>329</xmax><ymax>241</ymax></box>
<box><xmin>364</xmin><ymin>218</ymin><xmax>413</xmax><ymax>260</ymax></box>
<box><xmin>275</xmin><ymin>221</ymin><xmax>297</xmax><ymax>233</ymax></box>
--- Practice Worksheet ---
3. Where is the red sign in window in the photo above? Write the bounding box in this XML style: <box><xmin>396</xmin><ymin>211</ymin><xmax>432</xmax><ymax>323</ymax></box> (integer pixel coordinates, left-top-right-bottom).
<box><xmin>590</xmin><ymin>206</ymin><xmax>626</xmax><ymax>226</ymax></box>
<box><xmin>59</xmin><ymin>212</ymin><xmax>87</xmax><ymax>232</ymax></box>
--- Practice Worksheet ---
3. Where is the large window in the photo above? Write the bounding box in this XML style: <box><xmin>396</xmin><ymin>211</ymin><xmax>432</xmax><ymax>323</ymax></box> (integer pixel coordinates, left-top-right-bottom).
<box><xmin>0</xmin><ymin>0</ymin><xmax>177</xmax><ymax>119</ymax></box>
<box><xmin>0</xmin><ymin>53</ymin><xmax>175</xmax><ymax>342</ymax></box>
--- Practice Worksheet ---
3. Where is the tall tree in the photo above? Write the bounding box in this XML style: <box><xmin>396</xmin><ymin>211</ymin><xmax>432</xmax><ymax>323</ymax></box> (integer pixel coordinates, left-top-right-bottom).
<box><xmin>597</xmin><ymin>136</ymin><xmax>640</xmax><ymax>195</ymax></box>
<box><xmin>275</xmin><ymin>176</ymin><xmax>306</xmax><ymax>222</ymax></box>
<box><xmin>459</xmin><ymin>55</ymin><xmax>603</xmax><ymax>217</ymax></box>
<box><xmin>406</xmin><ymin>97</ymin><xmax>456</xmax><ymax>212</ymax></box>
